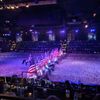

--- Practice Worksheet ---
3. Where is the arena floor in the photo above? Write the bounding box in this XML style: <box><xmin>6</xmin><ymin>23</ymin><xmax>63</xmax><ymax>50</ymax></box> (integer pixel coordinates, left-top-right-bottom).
<box><xmin>0</xmin><ymin>52</ymin><xmax>28</xmax><ymax>77</ymax></box>
<box><xmin>0</xmin><ymin>53</ymin><xmax>100</xmax><ymax>85</ymax></box>
<box><xmin>49</xmin><ymin>54</ymin><xmax>100</xmax><ymax>85</ymax></box>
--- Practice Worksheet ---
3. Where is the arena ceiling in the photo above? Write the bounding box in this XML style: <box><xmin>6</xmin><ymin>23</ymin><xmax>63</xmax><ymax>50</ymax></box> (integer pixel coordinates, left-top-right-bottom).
<box><xmin>0</xmin><ymin>0</ymin><xmax>100</xmax><ymax>26</ymax></box>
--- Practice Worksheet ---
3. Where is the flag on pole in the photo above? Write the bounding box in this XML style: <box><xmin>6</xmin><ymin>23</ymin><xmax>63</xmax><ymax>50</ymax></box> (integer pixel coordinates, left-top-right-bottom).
<box><xmin>27</xmin><ymin>64</ymin><xmax>37</xmax><ymax>77</ymax></box>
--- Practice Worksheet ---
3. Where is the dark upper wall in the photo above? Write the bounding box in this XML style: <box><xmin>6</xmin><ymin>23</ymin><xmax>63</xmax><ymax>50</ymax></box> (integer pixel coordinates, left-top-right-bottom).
<box><xmin>0</xmin><ymin>0</ymin><xmax>100</xmax><ymax>27</ymax></box>
<box><xmin>0</xmin><ymin>5</ymin><xmax>64</xmax><ymax>26</ymax></box>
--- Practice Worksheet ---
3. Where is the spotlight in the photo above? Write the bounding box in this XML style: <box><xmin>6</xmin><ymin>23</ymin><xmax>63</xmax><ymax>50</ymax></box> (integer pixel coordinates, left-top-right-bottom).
<box><xmin>60</xmin><ymin>29</ymin><xmax>65</xmax><ymax>34</ymax></box>
<box><xmin>29</xmin><ymin>29</ymin><xmax>33</xmax><ymax>32</ymax></box>
<box><xmin>85</xmin><ymin>25</ymin><xmax>88</xmax><ymax>28</ymax></box>
<box><xmin>93</xmin><ymin>13</ymin><xmax>96</xmax><ymax>17</ymax></box>
<box><xmin>28</xmin><ymin>92</ymin><xmax>32</xmax><ymax>97</ymax></box>
<box><xmin>10</xmin><ymin>6</ymin><xmax>15</xmax><ymax>10</ymax></box>
<box><xmin>26</xmin><ymin>4</ymin><xmax>29</xmax><ymax>8</ymax></box>
<box><xmin>75</xmin><ymin>29</ymin><xmax>79</xmax><ymax>33</ymax></box>
<box><xmin>90</xmin><ymin>29</ymin><xmax>96</xmax><ymax>32</ymax></box>
<box><xmin>15</xmin><ymin>6</ymin><xmax>19</xmax><ymax>9</ymax></box>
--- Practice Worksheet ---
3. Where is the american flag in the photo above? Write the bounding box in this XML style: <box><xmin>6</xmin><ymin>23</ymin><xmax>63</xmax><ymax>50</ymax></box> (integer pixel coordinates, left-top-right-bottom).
<box><xmin>27</xmin><ymin>64</ymin><xmax>37</xmax><ymax>77</ymax></box>
<box><xmin>50</xmin><ymin>48</ymin><xmax>59</xmax><ymax>59</ymax></box>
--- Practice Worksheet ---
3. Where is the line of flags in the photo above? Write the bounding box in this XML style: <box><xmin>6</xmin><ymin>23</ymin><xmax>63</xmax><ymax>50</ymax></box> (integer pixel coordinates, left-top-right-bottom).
<box><xmin>27</xmin><ymin>48</ymin><xmax>63</xmax><ymax>78</ymax></box>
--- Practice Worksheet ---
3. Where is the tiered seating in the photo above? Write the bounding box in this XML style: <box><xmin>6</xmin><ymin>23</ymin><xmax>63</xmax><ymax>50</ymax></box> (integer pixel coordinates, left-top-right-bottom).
<box><xmin>16</xmin><ymin>41</ymin><xmax>60</xmax><ymax>52</ymax></box>
<box><xmin>0</xmin><ymin>42</ymin><xmax>10</xmax><ymax>52</ymax></box>
<box><xmin>68</xmin><ymin>41</ymin><xmax>100</xmax><ymax>53</ymax></box>
<box><xmin>0</xmin><ymin>77</ymin><xmax>98</xmax><ymax>100</ymax></box>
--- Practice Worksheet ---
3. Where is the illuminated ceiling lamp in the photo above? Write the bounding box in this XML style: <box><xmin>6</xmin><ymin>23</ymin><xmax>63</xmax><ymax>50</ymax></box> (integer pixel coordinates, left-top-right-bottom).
<box><xmin>93</xmin><ymin>13</ymin><xmax>96</xmax><ymax>17</ymax></box>
<box><xmin>29</xmin><ymin>29</ymin><xmax>33</xmax><ymax>32</ymax></box>
<box><xmin>85</xmin><ymin>24</ymin><xmax>88</xmax><ymax>28</ymax></box>
<box><xmin>15</xmin><ymin>5</ymin><xmax>19</xmax><ymax>9</ymax></box>
<box><xmin>26</xmin><ymin>4</ymin><xmax>29</xmax><ymax>8</ymax></box>
<box><xmin>60</xmin><ymin>29</ymin><xmax>66</xmax><ymax>34</ymax></box>
<box><xmin>6</xmin><ymin>6</ymin><xmax>10</xmax><ymax>9</ymax></box>
<box><xmin>10</xmin><ymin>6</ymin><xmax>15</xmax><ymax>10</ymax></box>
<box><xmin>75</xmin><ymin>29</ymin><xmax>79</xmax><ymax>33</ymax></box>
<box><xmin>90</xmin><ymin>28</ymin><xmax>96</xmax><ymax>33</ymax></box>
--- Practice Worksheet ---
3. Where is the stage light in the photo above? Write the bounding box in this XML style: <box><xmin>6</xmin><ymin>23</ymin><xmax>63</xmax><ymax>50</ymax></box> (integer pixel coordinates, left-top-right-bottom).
<box><xmin>85</xmin><ymin>25</ymin><xmax>88</xmax><ymax>28</ymax></box>
<box><xmin>26</xmin><ymin>4</ymin><xmax>29</xmax><ymax>8</ymax></box>
<box><xmin>6</xmin><ymin>6</ymin><xmax>10</xmax><ymax>9</ymax></box>
<box><xmin>15</xmin><ymin>6</ymin><xmax>19</xmax><ymax>9</ymax></box>
<box><xmin>90</xmin><ymin>29</ymin><xmax>96</xmax><ymax>32</ymax></box>
<box><xmin>93</xmin><ymin>13</ymin><xmax>96</xmax><ymax>17</ymax></box>
<box><xmin>75</xmin><ymin>29</ymin><xmax>79</xmax><ymax>33</ymax></box>
<box><xmin>60</xmin><ymin>29</ymin><xmax>65</xmax><ymax>34</ymax></box>
<box><xmin>29</xmin><ymin>29</ymin><xmax>33</xmax><ymax>32</ymax></box>
<box><xmin>11</xmin><ymin>6</ymin><xmax>15</xmax><ymax>10</ymax></box>
<box><xmin>28</xmin><ymin>92</ymin><xmax>32</xmax><ymax>97</ymax></box>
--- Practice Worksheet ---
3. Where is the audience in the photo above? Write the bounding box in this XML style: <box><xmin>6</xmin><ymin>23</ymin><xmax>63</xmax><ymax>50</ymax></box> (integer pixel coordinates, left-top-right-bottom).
<box><xmin>0</xmin><ymin>76</ymin><xmax>98</xmax><ymax>100</ymax></box>
<box><xmin>68</xmin><ymin>40</ymin><xmax>100</xmax><ymax>54</ymax></box>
